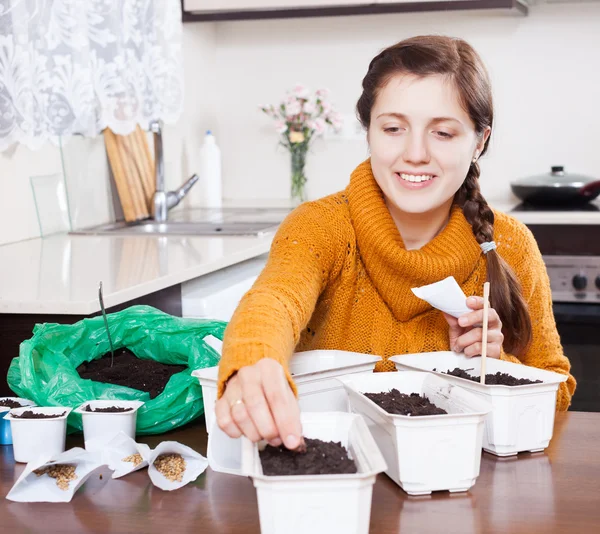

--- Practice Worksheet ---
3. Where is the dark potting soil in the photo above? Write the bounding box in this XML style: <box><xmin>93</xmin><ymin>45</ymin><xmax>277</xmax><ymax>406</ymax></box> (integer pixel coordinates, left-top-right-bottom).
<box><xmin>84</xmin><ymin>405</ymin><xmax>133</xmax><ymax>413</ymax></box>
<box><xmin>364</xmin><ymin>389</ymin><xmax>447</xmax><ymax>416</ymax></box>
<box><xmin>76</xmin><ymin>348</ymin><xmax>187</xmax><ymax>399</ymax></box>
<box><xmin>12</xmin><ymin>410</ymin><xmax>66</xmax><ymax>419</ymax></box>
<box><xmin>440</xmin><ymin>367</ymin><xmax>543</xmax><ymax>386</ymax></box>
<box><xmin>0</xmin><ymin>399</ymin><xmax>24</xmax><ymax>408</ymax></box>
<box><xmin>259</xmin><ymin>437</ymin><xmax>357</xmax><ymax>476</ymax></box>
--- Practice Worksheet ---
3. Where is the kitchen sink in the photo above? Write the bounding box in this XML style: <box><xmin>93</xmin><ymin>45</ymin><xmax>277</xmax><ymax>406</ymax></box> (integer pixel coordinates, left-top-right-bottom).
<box><xmin>70</xmin><ymin>220</ymin><xmax>279</xmax><ymax>237</ymax></box>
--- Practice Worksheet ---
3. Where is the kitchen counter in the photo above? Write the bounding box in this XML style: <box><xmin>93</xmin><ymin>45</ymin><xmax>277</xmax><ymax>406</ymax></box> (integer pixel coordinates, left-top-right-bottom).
<box><xmin>0</xmin><ymin>411</ymin><xmax>598</xmax><ymax>533</ymax></box>
<box><xmin>0</xmin><ymin>232</ymin><xmax>273</xmax><ymax>315</ymax></box>
<box><xmin>491</xmin><ymin>199</ymin><xmax>600</xmax><ymax>225</ymax></box>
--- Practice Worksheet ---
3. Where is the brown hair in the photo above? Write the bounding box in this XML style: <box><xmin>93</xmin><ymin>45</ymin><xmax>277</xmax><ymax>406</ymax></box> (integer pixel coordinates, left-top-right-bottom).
<box><xmin>356</xmin><ymin>35</ymin><xmax>531</xmax><ymax>356</ymax></box>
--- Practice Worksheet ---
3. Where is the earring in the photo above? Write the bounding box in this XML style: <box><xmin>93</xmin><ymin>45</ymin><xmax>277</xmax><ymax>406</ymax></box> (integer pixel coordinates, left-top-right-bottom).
<box><xmin>472</xmin><ymin>153</ymin><xmax>479</xmax><ymax>163</ymax></box>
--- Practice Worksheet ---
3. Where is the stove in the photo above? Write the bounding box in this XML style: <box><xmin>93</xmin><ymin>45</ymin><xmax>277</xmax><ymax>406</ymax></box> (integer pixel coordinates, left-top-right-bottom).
<box><xmin>519</xmin><ymin>216</ymin><xmax>600</xmax><ymax>412</ymax></box>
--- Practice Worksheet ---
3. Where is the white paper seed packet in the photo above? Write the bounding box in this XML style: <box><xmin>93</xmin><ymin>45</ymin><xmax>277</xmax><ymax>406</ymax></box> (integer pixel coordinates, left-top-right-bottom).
<box><xmin>411</xmin><ymin>276</ymin><xmax>471</xmax><ymax>318</ymax></box>
<box><xmin>91</xmin><ymin>431</ymin><xmax>152</xmax><ymax>479</ymax></box>
<box><xmin>147</xmin><ymin>441</ymin><xmax>208</xmax><ymax>491</ymax></box>
<box><xmin>6</xmin><ymin>447</ymin><xmax>105</xmax><ymax>503</ymax></box>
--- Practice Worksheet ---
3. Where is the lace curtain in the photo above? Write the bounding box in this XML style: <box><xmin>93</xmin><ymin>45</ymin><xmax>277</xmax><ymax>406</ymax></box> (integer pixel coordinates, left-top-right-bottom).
<box><xmin>0</xmin><ymin>0</ymin><xmax>184</xmax><ymax>151</ymax></box>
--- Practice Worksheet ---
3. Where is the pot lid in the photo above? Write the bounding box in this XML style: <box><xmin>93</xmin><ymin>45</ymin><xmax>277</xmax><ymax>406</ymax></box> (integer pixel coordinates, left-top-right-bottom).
<box><xmin>513</xmin><ymin>166</ymin><xmax>597</xmax><ymax>188</ymax></box>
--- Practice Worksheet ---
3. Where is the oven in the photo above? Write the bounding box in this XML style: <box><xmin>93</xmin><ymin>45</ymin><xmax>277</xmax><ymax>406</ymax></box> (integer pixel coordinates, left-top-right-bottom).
<box><xmin>526</xmin><ymin>223</ymin><xmax>600</xmax><ymax>412</ymax></box>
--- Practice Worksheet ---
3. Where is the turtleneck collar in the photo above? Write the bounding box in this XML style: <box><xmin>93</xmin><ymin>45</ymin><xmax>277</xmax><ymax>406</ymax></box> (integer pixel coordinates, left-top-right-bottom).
<box><xmin>346</xmin><ymin>159</ymin><xmax>482</xmax><ymax>321</ymax></box>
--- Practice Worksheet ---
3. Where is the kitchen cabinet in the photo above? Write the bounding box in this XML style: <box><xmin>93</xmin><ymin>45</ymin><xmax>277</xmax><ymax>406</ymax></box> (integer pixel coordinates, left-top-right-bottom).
<box><xmin>182</xmin><ymin>0</ymin><xmax>528</xmax><ymax>22</ymax></box>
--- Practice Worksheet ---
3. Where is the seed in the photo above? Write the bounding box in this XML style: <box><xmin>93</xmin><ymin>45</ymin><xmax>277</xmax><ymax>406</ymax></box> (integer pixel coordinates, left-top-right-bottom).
<box><xmin>153</xmin><ymin>453</ymin><xmax>186</xmax><ymax>482</ymax></box>
<box><xmin>34</xmin><ymin>464</ymin><xmax>78</xmax><ymax>491</ymax></box>
<box><xmin>122</xmin><ymin>453</ymin><xmax>143</xmax><ymax>467</ymax></box>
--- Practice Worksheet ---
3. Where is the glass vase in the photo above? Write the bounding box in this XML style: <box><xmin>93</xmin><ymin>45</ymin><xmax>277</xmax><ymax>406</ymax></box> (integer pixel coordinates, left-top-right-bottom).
<box><xmin>290</xmin><ymin>145</ymin><xmax>308</xmax><ymax>206</ymax></box>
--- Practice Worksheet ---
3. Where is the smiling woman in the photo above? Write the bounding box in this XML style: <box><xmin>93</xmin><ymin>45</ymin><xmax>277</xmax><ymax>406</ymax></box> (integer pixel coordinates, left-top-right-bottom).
<box><xmin>214</xmin><ymin>35</ymin><xmax>576</xmax><ymax>451</ymax></box>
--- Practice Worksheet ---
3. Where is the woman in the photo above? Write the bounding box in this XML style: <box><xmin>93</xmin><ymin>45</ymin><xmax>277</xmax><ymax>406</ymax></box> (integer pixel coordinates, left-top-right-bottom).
<box><xmin>215</xmin><ymin>35</ymin><xmax>576</xmax><ymax>451</ymax></box>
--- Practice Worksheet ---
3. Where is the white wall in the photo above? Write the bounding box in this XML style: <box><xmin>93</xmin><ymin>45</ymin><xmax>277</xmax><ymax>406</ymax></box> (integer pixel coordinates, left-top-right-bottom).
<box><xmin>213</xmin><ymin>4</ymin><xmax>600</xmax><ymax>204</ymax></box>
<box><xmin>0</xmin><ymin>22</ymin><xmax>218</xmax><ymax>247</ymax></box>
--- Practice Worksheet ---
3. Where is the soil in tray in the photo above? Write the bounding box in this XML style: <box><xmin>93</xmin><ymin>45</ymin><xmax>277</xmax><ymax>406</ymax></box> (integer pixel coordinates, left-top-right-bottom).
<box><xmin>76</xmin><ymin>348</ymin><xmax>187</xmax><ymax>399</ymax></box>
<box><xmin>0</xmin><ymin>399</ymin><xmax>25</xmax><ymax>409</ymax></box>
<box><xmin>364</xmin><ymin>389</ymin><xmax>447</xmax><ymax>416</ymax></box>
<box><xmin>440</xmin><ymin>367</ymin><xmax>542</xmax><ymax>386</ymax></box>
<box><xmin>84</xmin><ymin>406</ymin><xmax>133</xmax><ymax>413</ymax></box>
<box><xmin>11</xmin><ymin>410</ymin><xmax>66</xmax><ymax>419</ymax></box>
<box><xmin>260</xmin><ymin>437</ymin><xmax>357</xmax><ymax>476</ymax></box>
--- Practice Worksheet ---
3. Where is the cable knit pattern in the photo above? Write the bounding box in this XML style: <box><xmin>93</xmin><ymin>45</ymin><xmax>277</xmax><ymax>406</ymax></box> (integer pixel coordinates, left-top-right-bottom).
<box><xmin>218</xmin><ymin>159</ymin><xmax>576</xmax><ymax>410</ymax></box>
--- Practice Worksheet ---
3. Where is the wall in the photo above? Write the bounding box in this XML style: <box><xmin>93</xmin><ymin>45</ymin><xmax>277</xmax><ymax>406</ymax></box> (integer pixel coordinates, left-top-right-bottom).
<box><xmin>0</xmin><ymin>22</ymin><xmax>218</xmax><ymax>247</ymax></box>
<box><xmin>213</xmin><ymin>4</ymin><xmax>600</xmax><ymax>204</ymax></box>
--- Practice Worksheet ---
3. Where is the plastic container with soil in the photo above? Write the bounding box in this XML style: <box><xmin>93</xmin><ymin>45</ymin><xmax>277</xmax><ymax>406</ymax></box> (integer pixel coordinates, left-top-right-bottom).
<box><xmin>193</xmin><ymin>349</ymin><xmax>381</xmax><ymax>475</ymax></box>
<box><xmin>339</xmin><ymin>371</ymin><xmax>491</xmax><ymax>495</ymax></box>
<box><xmin>241</xmin><ymin>412</ymin><xmax>387</xmax><ymax>534</ymax></box>
<box><xmin>4</xmin><ymin>407</ymin><xmax>72</xmax><ymax>463</ymax></box>
<box><xmin>391</xmin><ymin>352</ymin><xmax>569</xmax><ymax>457</ymax></box>
<box><xmin>0</xmin><ymin>397</ymin><xmax>36</xmax><ymax>445</ymax></box>
<box><xmin>74</xmin><ymin>400</ymin><xmax>145</xmax><ymax>452</ymax></box>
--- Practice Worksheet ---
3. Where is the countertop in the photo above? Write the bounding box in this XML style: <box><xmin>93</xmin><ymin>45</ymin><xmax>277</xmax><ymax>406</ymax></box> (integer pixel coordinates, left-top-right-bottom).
<box><xmin>0</xmin><ymin>412</ymin><xmax>598</xmax><ymax>533</ymax></box>
<box><xmin>0</xmin><ymin>232</ymin><xmax>273</xmax><ymax>315</ymax></box>
<box><xmin>3</xmin><ymin>201</ymin><xmax>599</xmax><ymax>316</ymax></box>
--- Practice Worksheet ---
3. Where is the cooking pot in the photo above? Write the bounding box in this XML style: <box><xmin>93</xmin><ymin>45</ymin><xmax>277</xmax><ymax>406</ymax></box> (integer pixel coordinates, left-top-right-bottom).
<box><xmin>510</xmin><ymin>166</ymin><xmax>600</xmax><ymax>206</ymax></box>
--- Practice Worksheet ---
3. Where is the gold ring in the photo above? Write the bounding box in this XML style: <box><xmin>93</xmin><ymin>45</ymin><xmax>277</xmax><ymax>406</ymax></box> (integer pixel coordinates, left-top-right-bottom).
<box><xmin>230</xmin><ymin>398</ymin><xmax>244</xmax><ymax>409</ymax></box>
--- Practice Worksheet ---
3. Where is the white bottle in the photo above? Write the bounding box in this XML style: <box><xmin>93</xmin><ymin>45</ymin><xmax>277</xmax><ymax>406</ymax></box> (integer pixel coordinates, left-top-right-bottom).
<box><xmin>199</xmin><ymin>130</ymin><xmax>222</xmax><ymax>208</ymax></box>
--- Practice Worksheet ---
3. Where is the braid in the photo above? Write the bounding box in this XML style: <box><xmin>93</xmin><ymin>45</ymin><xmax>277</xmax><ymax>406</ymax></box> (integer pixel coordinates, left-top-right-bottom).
<box><xmin>456</xmin><ymin>165</ymin><xmax>532</xmax><ymax>356</ymax></box>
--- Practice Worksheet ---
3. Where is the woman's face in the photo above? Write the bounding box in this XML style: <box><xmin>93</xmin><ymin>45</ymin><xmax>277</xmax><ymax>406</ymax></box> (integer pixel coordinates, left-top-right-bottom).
<box><xmin>368</xmin><ymin>73</ymin><xmax>489</xmax><ymax>216</ymax></box>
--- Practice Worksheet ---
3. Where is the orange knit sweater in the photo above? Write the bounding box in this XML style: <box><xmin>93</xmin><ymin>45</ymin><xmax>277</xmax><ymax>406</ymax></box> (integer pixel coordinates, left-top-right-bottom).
<box><xmin>218</xmin><ymin>160</ymin><xmax>576</xmax><ymax>410</ymax></box>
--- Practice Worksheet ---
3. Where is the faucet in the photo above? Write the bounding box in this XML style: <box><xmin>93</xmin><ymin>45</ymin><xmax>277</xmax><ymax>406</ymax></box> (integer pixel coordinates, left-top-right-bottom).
<box><xmin>149</xmin><ymin>120</ymin><xmax>199</xmax><ymax>222</ymax></box>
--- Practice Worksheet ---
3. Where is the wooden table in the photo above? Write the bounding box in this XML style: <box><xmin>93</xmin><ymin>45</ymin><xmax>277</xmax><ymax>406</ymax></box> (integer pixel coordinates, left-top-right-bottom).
<box><xmin>0</xmin><ymin>412</ymin><xmax>598</xmax><ymax>534</ymax></box>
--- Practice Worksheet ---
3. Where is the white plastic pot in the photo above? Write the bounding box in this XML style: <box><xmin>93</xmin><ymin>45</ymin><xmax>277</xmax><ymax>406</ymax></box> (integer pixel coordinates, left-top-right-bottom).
<box><xmin>4</xmin><ymin>406</ymin><xmax>72</xmax><ymax>463</ymax></box>
<box><xmin>391</xmin><ymin>352</ymin><xmax>569</xmax><ymax>457</ymax></box>
<box><xmin>339</xmin><ymin>371</ymin><xmax>491</xmax><ymax>495</ymax></box>
<box><xmin>74</xmin><ymin>400</ymin><xmax>145</xmax><ymax>452</ymax></box>
<box><xmin>193</xmin><ymin>350</ymin><xmax>381</xmax><ymax>475</ymax></box>
<box><xmin>0</xmin><ymin>397</ymin><xmax>36</xmax><ymax>445</ymax></box>
<box><xmin>241</xmin><ymin>412</ymin><xmax>387</xmax><ymax>534</ymax></box>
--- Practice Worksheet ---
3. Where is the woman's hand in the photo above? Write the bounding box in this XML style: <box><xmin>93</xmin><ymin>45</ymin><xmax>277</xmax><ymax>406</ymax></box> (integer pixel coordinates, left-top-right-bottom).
<box><xmin>214</xmin><ymin>358</ymin><xmax>304</xmax><ymax>450</ymax></box>
<box><xmin>443</xmin><ymin>296</ymin><xmax>504</xmax><ymax>359</ymax></box>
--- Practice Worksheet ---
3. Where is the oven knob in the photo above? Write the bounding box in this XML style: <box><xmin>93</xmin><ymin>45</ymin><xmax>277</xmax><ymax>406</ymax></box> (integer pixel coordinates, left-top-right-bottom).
<box><xmin>572</xmin><ymin>274</ymin><xmax>588</xmax><ymax>291</ymax></box>
<box><xmin>596</xmin><ymin>276</ymin><xmax>600</xmax><ymax>290</ymax></box>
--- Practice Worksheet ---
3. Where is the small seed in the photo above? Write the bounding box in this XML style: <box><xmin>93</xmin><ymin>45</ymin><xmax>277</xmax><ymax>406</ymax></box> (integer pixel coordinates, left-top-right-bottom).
<box><xmin>34</xmin><ymin>464</ymin><xmax>77</xmax><ymax>491</ymax></box>
<box><xmin>153</xmin><ymin>453</ymin><xmax>186</xmax><ymax>482</ymax></box>
<box><xmin>122</xmin><ymin>453</ymin><xmax>143</xmax><ymax>467</ymax></box>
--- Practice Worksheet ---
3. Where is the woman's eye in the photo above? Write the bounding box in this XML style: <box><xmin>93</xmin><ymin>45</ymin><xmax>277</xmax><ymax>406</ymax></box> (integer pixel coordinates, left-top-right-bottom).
<box><xmin>435</xmin><ymin>131</ymin><xmax>454</xmax><ymax>139</ymax></box>
<box><xmin>384</xmin><ymin>127</ymin><xmax>402</xmax><ymax>133</ymax></box>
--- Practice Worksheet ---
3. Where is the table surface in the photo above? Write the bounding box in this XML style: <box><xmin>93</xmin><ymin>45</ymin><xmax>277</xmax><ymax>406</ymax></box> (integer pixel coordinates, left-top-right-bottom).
<box><xmin>0</xmin><ymin>411</ymin><xmax>599</xmax><ymax>534</ymax></box>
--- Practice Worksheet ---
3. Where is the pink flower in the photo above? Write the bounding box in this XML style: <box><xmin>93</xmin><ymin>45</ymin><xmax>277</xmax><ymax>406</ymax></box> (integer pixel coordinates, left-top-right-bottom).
<box><xmin>292</xmin><ymin>84</ymin><xmax>310</xmax><ymax>99</ymax></box>
<box><xmin>316</xmin><ymin>88</ymin><xmax>330</xmax><ymax>99</ymax></box>
<box><xmin>312</xmin><ymin>118</ymin><xmax>327</xmax><ymax>135</ymax></box>
<box><xmin>274</xmin><ymin>120</ymin><xmax>288</xmax><ymax>134</ymax></box>
<box><xmin>285</xmin><ymin>100</ymin><xmax>302</xmax><ymax>117</ymax></box>
<box><xmin>303</xmin><ymin>101</ymin><xmax>316</xmax><ymax>115</ymax></box>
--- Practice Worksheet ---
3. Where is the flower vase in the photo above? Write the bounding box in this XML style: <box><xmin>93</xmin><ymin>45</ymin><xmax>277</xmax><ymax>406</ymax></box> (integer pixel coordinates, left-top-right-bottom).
<box><xmin>290</xmin><ymin>145</ymin><xmax>308</xmax><ymax>206</ymax></box>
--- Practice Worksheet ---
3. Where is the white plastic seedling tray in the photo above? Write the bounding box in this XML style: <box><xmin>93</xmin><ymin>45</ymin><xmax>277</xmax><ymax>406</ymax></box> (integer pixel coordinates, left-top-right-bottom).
<box><xmin>391</xmin><ymin>352</ymin><xmax>568</xmax><ymax>457</ymax></box>
<box><xmin>193</xmin><ymin>349</ymin><xmax>381</xmax><ymax>475</ymax></box>
<box><xmin>339</xmin><ymin>371</ymin><xmax>491</xmax><ymax>495</ymax></box>
<box><xmin>193</xmin><ymin>349</ymin><xmax>382</xmax><ymax>434</ymax></box>
<box><xmin>74</xmin><ymin>400</ymin><xmax>145</xmax><ymax>452</ymax></box>
<box><xmin>241</xmin><ymin>412</ymin><xmax>387</xmax><ymax>534</ymax></box>
<box><xmin>4</xmin><ymin>406</ymin><xmax>72</xmax><ymax>463</ymax></box>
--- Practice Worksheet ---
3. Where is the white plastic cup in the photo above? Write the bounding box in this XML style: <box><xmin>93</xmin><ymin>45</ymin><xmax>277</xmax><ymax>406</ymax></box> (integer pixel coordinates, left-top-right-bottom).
<box><xmin>242</xmin><ymin>412</ymin><xmax>387</xmax><ymax>534</ymax></box>
<box><xmin>0</xmin><ymin>397</ymin><xmax>36</xmax><ymax>445</ymax></box>
<box><xmin>74</xmin><ymin>400</ymin><xmax>145</xmax><ymax>452</ymax></box>
<box><xmin>339</xmin><ymin>371</ymin><xmax>491</xmax><ymax>495</ymax></box>
<box><xmin>391</xmin><ymin>351</ymin><xmax>569</xmax><ymax>457</ymax></box>
<box><xmin>4</xmin><ymin>406</ymin><xmax>72</xmax><ymax>463</ymax></box>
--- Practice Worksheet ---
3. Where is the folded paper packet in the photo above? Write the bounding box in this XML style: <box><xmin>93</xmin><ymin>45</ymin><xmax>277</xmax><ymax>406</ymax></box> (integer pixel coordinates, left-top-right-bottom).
<box><xmin>411</xmin><ymin>276</ymin><xmax>471</xmax><ymax>318</ymax></box>
<box><xmin>6</xmin><ymin>448</ymin><xmax>104</xmax><ymax>503</ymax></box>
<box><xmin>92</xmin><ymin>432</ymin><xmax>152</xmax><ymax>479</ymax></box>
<box><xmin>147</xmin><ymin>441</ymin><xmax>208</xmax><ymax>491</ymax></box>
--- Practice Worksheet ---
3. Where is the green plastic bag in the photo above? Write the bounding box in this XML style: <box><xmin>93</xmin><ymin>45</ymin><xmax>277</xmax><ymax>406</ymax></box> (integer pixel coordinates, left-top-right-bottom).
<box><xmin>7</xmin><ymin>305</ymin><xmax>226</xmax><ymax>434</ymax></box>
